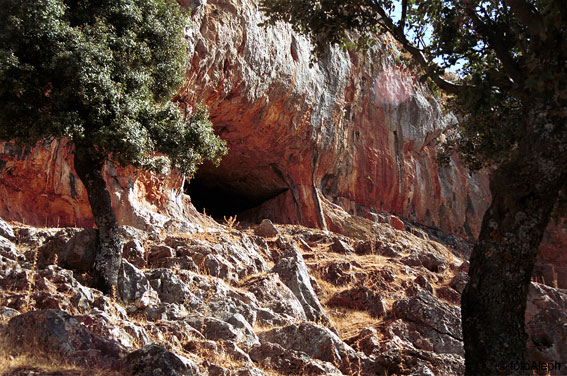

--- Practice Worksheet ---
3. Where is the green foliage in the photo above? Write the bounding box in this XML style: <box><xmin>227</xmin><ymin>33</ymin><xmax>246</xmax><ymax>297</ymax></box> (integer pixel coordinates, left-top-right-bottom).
<box><xmin>260</xmin><ymin>0</ymin><xmax>567</xmax><ymax>170</ymax></box>
<box><xmin>0</xmin><ymin>0</ymin><xmax>226</xmax><ymax>174</ymax></box>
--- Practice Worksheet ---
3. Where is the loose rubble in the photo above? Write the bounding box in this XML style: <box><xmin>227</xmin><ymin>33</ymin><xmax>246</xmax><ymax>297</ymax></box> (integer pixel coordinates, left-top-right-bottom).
<box><xmin>0</xmin><ymin>216</ymin><xmax>565</xmax><ymax>375</ymax></box>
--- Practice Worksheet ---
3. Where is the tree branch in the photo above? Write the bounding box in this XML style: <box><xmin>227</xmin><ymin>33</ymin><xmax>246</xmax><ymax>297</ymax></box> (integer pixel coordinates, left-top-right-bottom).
<box><xmin>366</xmin><ymin>1</ymin><xmax>466</xmax><ymax>95</ymax></box>
<box><xmin>463</xmin><ymin>3</ymin><xmax>524</xmax><ymax>85</ymax></box>
<box><xmin>399</xmin><ymin>0</ymin><xmax>408</xmax><ymax>32</ymax></box>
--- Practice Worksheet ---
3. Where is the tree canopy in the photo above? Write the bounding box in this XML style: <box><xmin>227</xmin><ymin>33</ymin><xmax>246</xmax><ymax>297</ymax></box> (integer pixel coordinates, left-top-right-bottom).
<box><xmin>0</xmin><ymin>0</ymin><xmax>227</xmax><ymax>175</ymax></box>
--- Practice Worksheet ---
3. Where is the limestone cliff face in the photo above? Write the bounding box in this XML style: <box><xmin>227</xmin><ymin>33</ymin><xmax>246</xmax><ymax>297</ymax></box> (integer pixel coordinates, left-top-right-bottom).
<box><xmin>178</xmin><ymin>0</ymin><xmax>490</xmax><ymax>239</ymax></box>
<box><xmin>0</xmin><ymin>139</ymin><xmax>201</xmax><ymax>232</ymax></box>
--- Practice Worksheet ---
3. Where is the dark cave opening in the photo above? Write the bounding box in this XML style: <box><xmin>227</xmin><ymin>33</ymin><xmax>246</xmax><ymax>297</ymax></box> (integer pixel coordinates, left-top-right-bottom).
<box><xmin>185</xmin><ymin>178</ymin><xmax>287</xmax><ymax>220</ymax></box>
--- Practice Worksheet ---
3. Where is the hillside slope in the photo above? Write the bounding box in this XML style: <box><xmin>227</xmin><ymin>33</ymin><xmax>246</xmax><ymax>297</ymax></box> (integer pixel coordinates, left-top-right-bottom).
<box><xmin>1</xmin><ymin>216</ymin><xmax>565</xmax><ymax>375</ymax></box>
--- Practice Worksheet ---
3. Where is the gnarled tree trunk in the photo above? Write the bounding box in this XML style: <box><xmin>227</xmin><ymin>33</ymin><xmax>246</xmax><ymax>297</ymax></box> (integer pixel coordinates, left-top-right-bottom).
<box><xmin>73</xmin><ymin>145</ymin><xmax>122</xmax><ymax>294</ymax></box>
<box><xmin>462</xmin><ymin>113</ymin><xmax>567</xmax><ymax>375</ymax></box>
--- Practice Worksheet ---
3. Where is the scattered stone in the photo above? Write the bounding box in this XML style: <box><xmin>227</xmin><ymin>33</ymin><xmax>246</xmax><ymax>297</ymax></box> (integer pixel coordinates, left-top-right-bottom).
<box><xmin>254</xmin><ymin>219</ymin><xmax>279</xmax><ymax>238</ymax></box>
<box><xmin>0</xmin><ymin>218</ymin><xmax>15</xmax><ymax>241</ymax></box>
<box><xmin>123</xmin><ymin>239</ymin><xmax>146</xmax><ymax>268</ymax></box>
<box><xmin>330</xmin><ymin>237</ymin><xmax>354</xmax><ymax>254</ymax></box>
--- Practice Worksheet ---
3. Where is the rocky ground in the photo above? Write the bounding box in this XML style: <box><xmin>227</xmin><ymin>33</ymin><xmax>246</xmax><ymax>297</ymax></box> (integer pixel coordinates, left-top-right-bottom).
<box><xmin>0</xmin><ymin>214</ymin><xmax>565</xmax><ymax>376</ymax></box>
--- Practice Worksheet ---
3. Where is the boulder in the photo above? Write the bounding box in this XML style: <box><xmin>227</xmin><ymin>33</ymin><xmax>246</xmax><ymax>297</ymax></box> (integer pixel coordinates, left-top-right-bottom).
<box><xmin>240</xmin><ymin>273</ymin><xmax>306</xmax><ymax>324</ymax></box>
<box><xmin>272</xmin><ymin>249</ymin><xmax>334</xmax><ymax>330</ymax></box>
<box><xmin>118</xmin><ymin>344</ymin><xmax>201</xmax><ymax>376</ymax></box>
<box><xmin>117</xmin><ymin>261</ymin><xmax>158</xmax><ymax>304</ymax></box>
<box><xmin>3</xmin><ymin>309</ymin><xmax>125</xmax><ymax>367</ymax></box>
<box><xmin>249</xmin><ymin>342</ymin><xmax>342</xmax><ymax>375</ymax></box>
<box><xmin>0</xmin><ymin>218</ymin><xmax>15</xmax><ymax>241</ymax></box>
<box><xmin>327</xmin><ymin>286</ymin><xmax>386</xmax><ymax>317</ymax></box>
<box><xmin>258</xmin><ymin>322</ymin><xmax>356</xmax><ymax>372</ymax></box>
<box><xmin>391</xmin><ymin>291</ymin><xmax>463</xmax><ymax>355</ymax></box>
<box><xmin>145</xmin><ymin>269</ymin><xmax>191</xmax><ymax>304</ymax></box>
<box><xmin>254</xmin><ymin>219</ymin><xmax>279</xmax><ymax>238</ymax></box>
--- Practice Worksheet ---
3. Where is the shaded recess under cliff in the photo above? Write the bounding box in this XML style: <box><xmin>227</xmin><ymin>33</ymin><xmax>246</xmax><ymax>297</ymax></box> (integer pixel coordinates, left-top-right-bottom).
<box><xmin>185</xmin><ymin>166</ymin><xmax>289</xmax><ymax>220</ymax></box>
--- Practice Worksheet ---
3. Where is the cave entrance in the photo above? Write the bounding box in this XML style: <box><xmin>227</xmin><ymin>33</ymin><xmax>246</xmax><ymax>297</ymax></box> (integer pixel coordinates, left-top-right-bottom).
<box><xmin>185</xmin><ymin>177</ymin><xmax>287</xmax><ymax>220</ymax></box>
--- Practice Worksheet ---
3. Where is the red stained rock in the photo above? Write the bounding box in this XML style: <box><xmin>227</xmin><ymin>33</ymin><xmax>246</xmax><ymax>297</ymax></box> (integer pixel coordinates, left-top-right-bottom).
<box><xmin>0</xmin><ymin>139</ymin><xmax>201</xmax><ymax>232</ymax></box>
<box><xmin>390</xmin><ymin>216</ymin><xmax>405</xmax><ymax>231</ymax></box>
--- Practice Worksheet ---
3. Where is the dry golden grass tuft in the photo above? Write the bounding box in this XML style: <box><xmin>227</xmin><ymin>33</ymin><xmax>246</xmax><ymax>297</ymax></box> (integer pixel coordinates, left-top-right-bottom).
<box><xmin>327</xmin><ymin>307</ymin><xmax>379</xmax><ymax>339</ymax></box>
<box><xmin>0</xmin><ymin>353</ymin><xmax>83</xmax><ymax>376</ymax></box>
<box><xmin>223</xmin><ymin>215</ymin><xmax>240</xmax><ymax>231</ymax></box>
<box><xmin>22</xmin><ymin>246</ymin><xmax>40</xmax><ymax>313</ymax></box>
<box><xmin>0</xmin><ymin>338</ymin><xmax>120</xmax><ymax>376</ymax></box>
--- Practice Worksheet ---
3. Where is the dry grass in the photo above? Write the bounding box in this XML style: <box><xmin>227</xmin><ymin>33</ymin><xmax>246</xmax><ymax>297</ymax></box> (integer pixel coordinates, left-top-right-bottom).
<box><xmin>22</xmin><ymin>247</ymin><xmax>39</xmax><ymax>313</ymax></box>
<box><xmin>327</xmin><ymin>308</ymin><xmax>378</xmax><ymax>339</ymax></box>
<box><xmin>223</xmin><ymin>215</ymin><xmax>240</xmax><ymax>230</ymax></box>
<box><xmin>0</xmin><ymin>353</ymin><xmax>83</xmax><ymax>376</ymax></box>
<box><xmin>0</xmin><ymin>345</ymin><xmax>120</xmax><ymax>376</ymax></box>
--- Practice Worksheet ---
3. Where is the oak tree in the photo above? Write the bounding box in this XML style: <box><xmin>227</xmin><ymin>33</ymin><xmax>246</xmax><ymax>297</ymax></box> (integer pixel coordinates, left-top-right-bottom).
<box><xmin>260</xmin><ymin>0</ymin><xmax>567</xmax><ymax>374</ymax></box>
<box><xmin>0</xmin><ymin>0</ymin><xmax>227</xmax><ymax>293</ymax></box>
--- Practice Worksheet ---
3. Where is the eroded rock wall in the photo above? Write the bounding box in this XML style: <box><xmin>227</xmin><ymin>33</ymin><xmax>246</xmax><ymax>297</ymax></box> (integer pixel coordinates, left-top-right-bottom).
<box><xmin>0</xmin><ymin>140</ymin><xmax>202</xmax><ymax>233</ymax></box>
<box><xmin>178</xmin><ymin>0</ymin><xmax>490</xmax><ymax>240</ymax></box>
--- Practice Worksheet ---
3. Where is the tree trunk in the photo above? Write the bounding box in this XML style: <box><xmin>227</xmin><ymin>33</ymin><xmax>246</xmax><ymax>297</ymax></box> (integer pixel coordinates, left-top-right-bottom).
<box><xmin>461</xmin><ymin>117</ymin><xmax>566</xmax><ymax>374</ymax></box>
<box><xmin>73</xmin><ymin>145</ymin><xmax>122</xmax><ymax>294</ymax></box>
